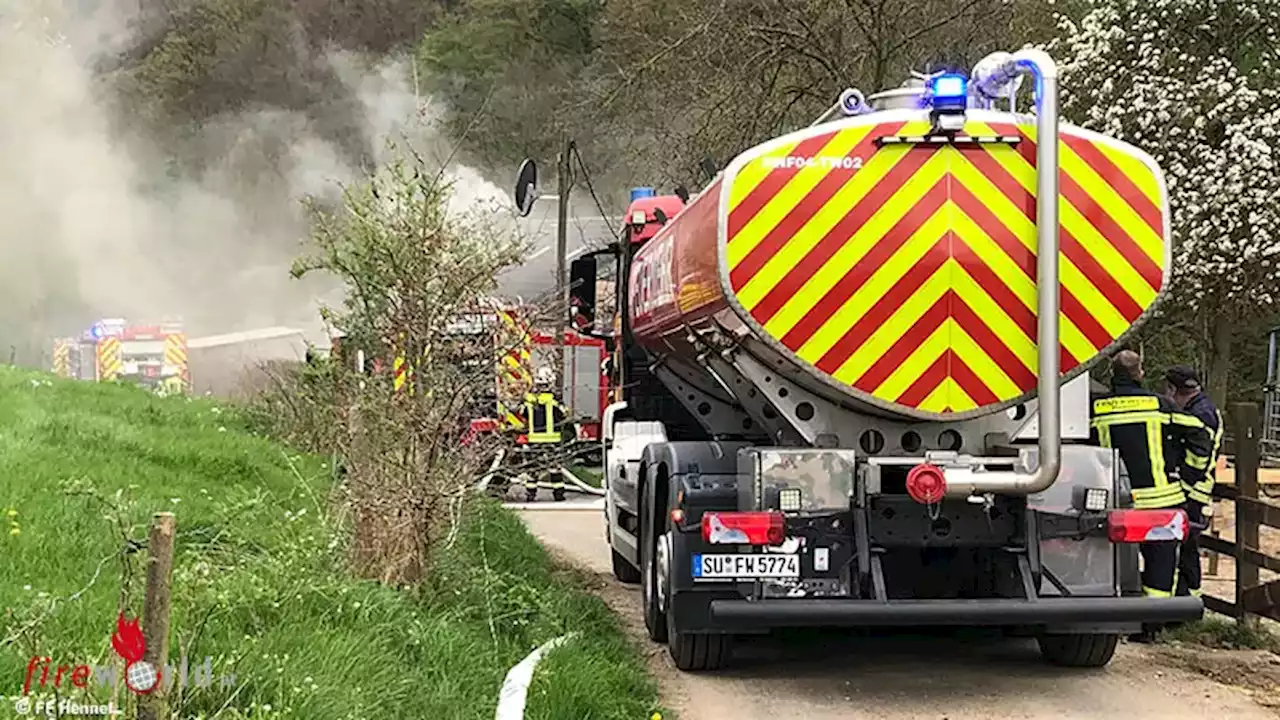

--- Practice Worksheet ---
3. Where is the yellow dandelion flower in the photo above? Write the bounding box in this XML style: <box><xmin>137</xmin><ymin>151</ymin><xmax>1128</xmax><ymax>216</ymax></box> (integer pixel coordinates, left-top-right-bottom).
<box><xmin>9</xmin><ymin>527</ymin><xmax>19</xmax><ymax>536</ymax></box>
<box><xmin>4</xmin><ymin>508</ymin><xmax>16</xmax><ymax>518</ymax></box>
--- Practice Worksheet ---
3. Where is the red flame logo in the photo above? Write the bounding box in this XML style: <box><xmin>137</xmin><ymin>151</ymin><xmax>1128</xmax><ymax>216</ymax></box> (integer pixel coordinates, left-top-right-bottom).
<box><xmin>111</xmin><ymin>613</ymin><xmax>146</xmax><ymax>663</ymax></box>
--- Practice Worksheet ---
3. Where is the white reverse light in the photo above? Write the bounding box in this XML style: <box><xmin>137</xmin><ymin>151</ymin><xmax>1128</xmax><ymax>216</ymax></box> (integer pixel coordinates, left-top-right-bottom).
<box><xmin>779</xmin><ymin>487</ymin><xmax>802</xmax><ymax>512</ymax></box>
<box><xmin>1084</xmin><ymin>487</ymin><xmax>1109</xmax><ymax>512</ymax></box>
<box><xmin>630</xmin><ymin>210</ymin><xmax>646</xmax><ymax>225</ymax></box>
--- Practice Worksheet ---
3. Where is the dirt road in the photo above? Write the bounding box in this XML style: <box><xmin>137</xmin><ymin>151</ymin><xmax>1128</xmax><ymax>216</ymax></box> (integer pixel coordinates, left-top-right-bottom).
<box><xmin>519</xmin><ymin>503</ymin><xmax>1278</xmax><ymax>720</ymax></box>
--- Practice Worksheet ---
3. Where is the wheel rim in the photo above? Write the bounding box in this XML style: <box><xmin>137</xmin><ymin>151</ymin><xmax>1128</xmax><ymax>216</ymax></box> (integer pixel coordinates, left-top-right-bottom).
<box><xmin>655</xmin><ymin>532</ymin><xmax>671</xmax><ymax>613</ymax></box>
<box><xmin>643</xmin><ymin>536</ymin><xmax>653</xmax><ymax>608</ymax></box>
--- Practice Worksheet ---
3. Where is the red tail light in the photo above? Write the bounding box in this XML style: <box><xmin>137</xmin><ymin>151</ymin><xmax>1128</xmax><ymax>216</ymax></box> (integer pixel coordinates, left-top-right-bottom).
<box><xmin>1107</xmin><ymin>508</ymin><xmax>1188</xmax><ymax>543</ymax></box>
<box><xmin>515</xmin><ymin>434</ymin><xmax>528</xmax><ymax>445</ymax></box>
<box><xmin>701</xmin><ymin>511</ymin><xmax>785</xmax><ymax>546</ymax></box>
<box><xmin>906</xmin><ymin>463</ymin><xmax>947</xmax><ymax>504</ymax></box>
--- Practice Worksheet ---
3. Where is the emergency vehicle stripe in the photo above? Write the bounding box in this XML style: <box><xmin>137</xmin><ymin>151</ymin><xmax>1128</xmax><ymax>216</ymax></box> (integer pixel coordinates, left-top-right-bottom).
<box><xmin>745</xmin><ymin>134</ymin><xmax>940</xmax><ymax>324</ymax></box>
<box><xmin>728</xmin><ymin>138</ymin><xmax>809</xmax><ymax>210</ymax></box>
<box><xmin>163</xmin><ymin>334</ymin><xmax>188</xmax><ymax>385</ymax></box>
<box><xmin>737</xmin><ymin>135</ymin><xmax>932</xmax><ymax>313</ymax></box>
<box><xmin>727</xmin><ymin>134</ymin><xmax>846</xmax><ymax>243</ymax></box>
<box><xmin>728</xmin><ymin>122</ymin><xmax>904</xmax><ymax>273</ymax></box>
<box><xmin>97</xmin><ymin>338</ymin><xmax>123</xmax><ymax>380</ymax></box>
<box><xmin>725</xmin><ymin>119</ymin><xmax>1168</xmax><ymax>415</ymax></box>
<box><xmin>393</xmin><ymin>355</ymin><xmax>409</xmax><ymax>392</ymax></box>
<box><xmin>52</xmin><ymin>342</ymin><xmax>70</xmax><ymax>377</ymax></box>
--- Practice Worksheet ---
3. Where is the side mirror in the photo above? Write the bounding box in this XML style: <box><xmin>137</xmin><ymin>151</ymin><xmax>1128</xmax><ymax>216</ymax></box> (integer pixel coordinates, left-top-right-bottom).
<box><xmin>514</xmin><ymin>158</ymin><xmax>538</xmax><ymax>217</ymax></box>
<box><xmin>568</xmin><ymin>248</ymin><xmax>617</xmax><ymax>339</ymax></box>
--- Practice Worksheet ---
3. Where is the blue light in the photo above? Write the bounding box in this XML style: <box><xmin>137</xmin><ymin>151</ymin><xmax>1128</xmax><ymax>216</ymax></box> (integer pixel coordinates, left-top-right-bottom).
<box><xmin>630</xmin><ymin>187</ymin><xmax>655</xmax><ymax>202</ymax></box>
<box><xmin>931</xmin><ymin>74</ymin><xmax>967</xmax><ymax>99</ymax></box>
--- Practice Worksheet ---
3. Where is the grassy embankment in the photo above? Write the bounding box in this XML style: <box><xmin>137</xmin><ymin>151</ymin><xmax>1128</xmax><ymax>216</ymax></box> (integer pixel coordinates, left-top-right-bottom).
<box><xmin>0</xmin><ymin>367</ymin><xmax>662</xmax><ymax>719</ymax></box>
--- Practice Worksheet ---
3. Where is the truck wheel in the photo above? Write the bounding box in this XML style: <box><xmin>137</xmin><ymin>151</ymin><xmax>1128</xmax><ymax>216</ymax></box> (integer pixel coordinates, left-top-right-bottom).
<box><xmin>1037</xmin><ymin>633</ymin><xmax>1119</xmax><ymax>667</ymax></box>
<box><xmin>612</xmin><ymin>549</ymin><xmax>641</xmax><ymax>584</ymax></box>
<box><xmin>641</xmin><ymin>519</ymin><xmax>668</xmax><ymax>642</ymax></box>
<box><xmin>655</xmin><ymin>524</ymin><xmax>733</xmax><ymax>671</ymax></box>
<box><xmin>667</xmin><ymin>629</ymin><xmax>733</xmax><ymax>672</ymax></box>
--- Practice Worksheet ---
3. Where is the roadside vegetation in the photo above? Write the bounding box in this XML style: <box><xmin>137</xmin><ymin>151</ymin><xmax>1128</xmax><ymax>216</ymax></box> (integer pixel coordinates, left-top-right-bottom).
<box><xmin>1161</xmin><ymin>617</ymin><xmax>1280</xmax><ymax>653</ymax></box>
<box><xmin>0</xmin><ymin>369</ymin><xmax>660</xmax><ymax>719</ymax></box>
<box><xmin>1</xmin><ymin>143</ymin><xmax>663</xmax><ymax>718</ymax></box>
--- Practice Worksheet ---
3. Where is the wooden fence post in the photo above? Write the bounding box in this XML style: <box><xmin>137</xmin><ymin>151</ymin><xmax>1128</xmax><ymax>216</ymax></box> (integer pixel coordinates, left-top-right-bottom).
<box><xmin>139</xmin><ymin>512</ymin><xmax>176</xmax><ymax>720</ymax></box>
<box><xmin>1231</xmin><ymin>403</ymin><xmax>1261</xmax><ymax>628</ymax></box>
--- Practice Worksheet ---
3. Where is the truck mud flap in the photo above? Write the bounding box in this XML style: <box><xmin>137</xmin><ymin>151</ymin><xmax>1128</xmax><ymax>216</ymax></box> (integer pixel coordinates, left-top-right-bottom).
<box><xmin>708</xmin><ymin>596</ymin><xmax>1203</xmax><ymax>628</ymax></box>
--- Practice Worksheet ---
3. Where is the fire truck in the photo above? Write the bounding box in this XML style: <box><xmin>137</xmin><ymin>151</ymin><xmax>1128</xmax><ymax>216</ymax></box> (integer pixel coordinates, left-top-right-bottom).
<box><xmin>389</xmin><ymin>302</ymin><xmax>607</xmax><ymax>454</ymax></box>
<box><xmin>523</xmin><ymin>50</ymin><xmax>1202</xmax><ymax>671</ymax></box>
<box><xmin>51</xmin><ymin>318</ymin><xmax>189</xmax><ymax>394</ymax></box>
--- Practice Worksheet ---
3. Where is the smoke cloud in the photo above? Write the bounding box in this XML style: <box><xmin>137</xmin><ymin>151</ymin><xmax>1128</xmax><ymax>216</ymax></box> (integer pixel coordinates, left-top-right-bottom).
<box><xmin>0</xmin><ymin>2</ymin><xmax>514</xmax><ymax>366</ymax></box>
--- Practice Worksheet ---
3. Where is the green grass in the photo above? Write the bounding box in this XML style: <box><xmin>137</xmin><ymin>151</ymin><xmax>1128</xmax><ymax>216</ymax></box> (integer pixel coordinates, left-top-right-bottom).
<box><xmin>1160</xmin><ymin>616</ymin><xmax>1280</xmax><ymax>652</ymax></box>
<box><xmin>0</xmin><ymin>367</ymin><xmax>662</xmax><ymax>719</ymax></box>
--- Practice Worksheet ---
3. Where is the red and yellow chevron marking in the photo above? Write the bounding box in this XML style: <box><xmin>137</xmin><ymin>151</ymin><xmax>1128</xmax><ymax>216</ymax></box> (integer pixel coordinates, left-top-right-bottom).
<box><xmin>96</xmin><ymin>337</ymin><xmax>123</xmax><ymax>381</ymax></box>
<box><xmin>497</xmin><ymin>400</ymin><xmax>526</xmax><ymax>431</ymax></box>
<box><xmin>393</xmin><ymin>354</ymin><xmax>411</xmax><ymax>393</ymax></box>
<box><xmin>163</xmin><ymin>333</ymin><xmax>189</xmax><ymax>389</ymax></box>
<box><xmin>52</xmin><ymin>341</ymin><xmax>70</xmax><ymax>378</ymax></box>
<box><xmin>494</xmin><ymin>308</ymin><xmax>534</xmax><ymax>397</ymax></box>
<box><xmin>725</xmin><ymin>118</ymin><xmax>1167</xmax><ymax>415</ymax></box>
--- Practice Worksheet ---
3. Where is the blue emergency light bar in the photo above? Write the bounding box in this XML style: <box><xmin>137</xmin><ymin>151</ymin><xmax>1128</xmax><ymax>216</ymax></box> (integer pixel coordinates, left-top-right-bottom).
<box><xmin>630</xmin><ymin>187</ymin><xmax>655</xmax><ymax>202</ymax></box>
<box><xmin>929</xmin><ymin>73</ymin><xmax>969</xmax><ymax>111</ymax></box>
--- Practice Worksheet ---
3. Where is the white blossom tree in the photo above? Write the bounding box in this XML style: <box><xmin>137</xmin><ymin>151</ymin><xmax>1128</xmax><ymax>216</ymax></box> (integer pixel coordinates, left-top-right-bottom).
<box><xmin>1052</xmin><ymin>0</ymin><xmax>1280</xmax><ymax>403</ymax></box>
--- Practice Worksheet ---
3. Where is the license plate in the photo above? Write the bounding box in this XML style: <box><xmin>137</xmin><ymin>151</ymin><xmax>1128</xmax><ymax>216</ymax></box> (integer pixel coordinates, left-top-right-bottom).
<box><xmin>692</xmin><ymin>553</ymin><xmax>800</xmax><ymax>580</ymax></box>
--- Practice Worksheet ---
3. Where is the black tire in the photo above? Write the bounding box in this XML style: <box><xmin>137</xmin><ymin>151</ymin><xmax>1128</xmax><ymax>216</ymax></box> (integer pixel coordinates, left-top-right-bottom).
<box><xmin>658</xmin><ymin>515</ymin><xmax>733</xmax><ymax>670</ymax></box>
<box><xmin>1037</xmin><ymin>633</ymin><xmax>1119</xmax><ymax>667</ymax></box>
<box><xmin>612</xmin><ymin>549</ymin><xmax>642</xmax><ymax>584</ymax></box>
<box><xmin>666</xmin><ymin>627</ymin><xmax>733</xmax><ymax>672</ymax></box>
<box><xmin>641</xmin><ymin>498</ymin><xmax>668</xmax><ymax>642</ymax></box>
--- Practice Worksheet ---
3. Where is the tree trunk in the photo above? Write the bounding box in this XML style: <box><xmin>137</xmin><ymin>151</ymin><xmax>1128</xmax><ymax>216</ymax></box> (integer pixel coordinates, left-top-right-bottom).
<box><xmin>1208</xmin><ymin>312</ymin><xmax>1233</xmax><ymax>408</ymax></box>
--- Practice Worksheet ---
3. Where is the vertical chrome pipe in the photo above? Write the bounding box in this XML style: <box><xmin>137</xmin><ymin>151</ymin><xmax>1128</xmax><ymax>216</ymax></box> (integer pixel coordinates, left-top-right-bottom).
<box><xmin>946</xmin><ymin>49</ymin><xmax>1061</xmax><ymax>497</ymax></box>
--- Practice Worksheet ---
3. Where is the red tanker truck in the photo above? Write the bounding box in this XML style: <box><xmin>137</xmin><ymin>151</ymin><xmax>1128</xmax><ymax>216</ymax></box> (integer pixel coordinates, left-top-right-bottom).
<box><xmin>520</xmin><ymin>51</ymin><xmax>1201</xmax><ymax>671</ymax></box>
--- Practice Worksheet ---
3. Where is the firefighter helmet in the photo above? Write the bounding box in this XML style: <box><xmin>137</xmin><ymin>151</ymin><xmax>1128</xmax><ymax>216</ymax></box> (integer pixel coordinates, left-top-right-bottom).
<box><xmin>534</xmin><ymin>366</ymin><xmax>555</xmax><ymax>389</ymax></box>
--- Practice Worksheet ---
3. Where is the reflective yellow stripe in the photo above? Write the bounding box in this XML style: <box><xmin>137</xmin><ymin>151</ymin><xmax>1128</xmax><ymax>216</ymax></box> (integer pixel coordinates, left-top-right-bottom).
<box><xmin>1185</xmin><ymin>451</ymin><xmax>1209</xmax><ymax>470</ymax></box>
<box><xmin>1182</xmin><ymin>477</ymin><xmax>1214</xmax><ymax>505</ymax></box>
<box><xmin>1133</xmin><ymin>484</ymin><xmax>1185</xmax><ymax>508</ymax></box>
<box><xmin>1168</xmin><ymin>412</ymin><xmax>1206</xmax><ymax>429</ymax></box>
<box><xmin>1143</xmin><ymin>586</ymin><xmax>1173</xmax><ymax>598</ymax></box>
<box><xmin>1184</xmin><ymin>488</ymin><xmax>1213</xmax><ymax>505</ymax></box>
<box><xmin>1090</xmin><ymin>410</ymin><xmax>1167</xmax><ymax>428</ymax></box>
<box><xmin>1093</xmin><ymin>395</ymin><xmax>1160</xmax><ymax>413</ymax></box>
<box><xmin>1147</xmin><ymin>418</ymin><xmax>1167</xmax><ymax>489</ymax></box>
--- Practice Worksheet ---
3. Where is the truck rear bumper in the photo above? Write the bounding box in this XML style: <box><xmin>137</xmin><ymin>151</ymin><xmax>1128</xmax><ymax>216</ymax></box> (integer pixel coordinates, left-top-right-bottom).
<box><xmin>707</xmin><ymin>596</ymin><xmax>1203</xmax><ymax>628</ymax></box>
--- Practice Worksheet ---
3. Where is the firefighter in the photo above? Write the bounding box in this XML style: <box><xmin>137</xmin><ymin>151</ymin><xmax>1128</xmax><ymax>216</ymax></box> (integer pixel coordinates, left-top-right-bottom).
<box><xmin>1164</xmin><ymin>365</ymin><xmax>1223</xmax><ymax>599</ymax></box>
<box><xmin>520</xmin><ymin>370</ymin><xmax>568</xmax><ymax>502</ymax></box>
<box><xmin>1090</xmin><ymin>350</ymin><xmax>1213</xmax><ymax>641</ymax></box>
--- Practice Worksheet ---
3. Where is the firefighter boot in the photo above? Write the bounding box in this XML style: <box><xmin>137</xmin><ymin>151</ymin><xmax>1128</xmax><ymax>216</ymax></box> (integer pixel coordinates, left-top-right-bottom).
<box><xmin>553</xmin><ymin>487</ymin><xmax>566</xmax><ymax>502</ymax></box>
<box><xmin>525</xmin><ymin>486</ymin><xmax>538</xmax><ymax>503</ymax></box>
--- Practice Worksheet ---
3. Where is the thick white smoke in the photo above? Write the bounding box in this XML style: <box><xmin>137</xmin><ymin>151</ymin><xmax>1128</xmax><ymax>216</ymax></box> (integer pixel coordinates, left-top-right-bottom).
<box><xmin>0</xmin><ymin>3</ymin><xmax>514</xmax><ymax>365</ymax></box>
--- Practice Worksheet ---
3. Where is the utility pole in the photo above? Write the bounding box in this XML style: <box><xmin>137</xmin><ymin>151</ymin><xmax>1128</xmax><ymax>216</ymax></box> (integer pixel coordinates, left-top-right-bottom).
<box><xmin>555</xmin><ymin>140</ymin><xmax>574</xmax><ymax>395</ymax></box>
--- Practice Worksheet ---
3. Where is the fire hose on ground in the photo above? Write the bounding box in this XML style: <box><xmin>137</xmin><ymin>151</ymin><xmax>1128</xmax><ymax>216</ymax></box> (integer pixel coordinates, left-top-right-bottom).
<box><xmin>473</xmin><ymin>448</ymin><xmax>606</xmax><ymax>498</ymax></box>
